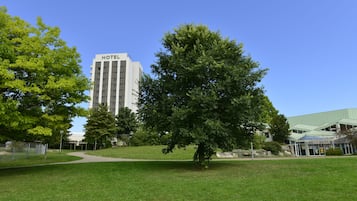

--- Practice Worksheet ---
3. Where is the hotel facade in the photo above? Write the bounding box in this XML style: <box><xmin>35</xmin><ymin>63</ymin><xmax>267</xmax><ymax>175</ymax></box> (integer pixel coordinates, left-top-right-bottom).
<box><xmin>89</xmin><ymin>53</ymin><xmax>142</xmax><ymax>115</ymax></box>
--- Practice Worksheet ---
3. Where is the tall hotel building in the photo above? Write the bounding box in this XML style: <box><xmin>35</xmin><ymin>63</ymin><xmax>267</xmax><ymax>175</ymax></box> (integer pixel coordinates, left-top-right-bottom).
<box><xmin>89</xmin><ymin>53</ymin><xmax>143</xmax><ymax>115</ymax></box>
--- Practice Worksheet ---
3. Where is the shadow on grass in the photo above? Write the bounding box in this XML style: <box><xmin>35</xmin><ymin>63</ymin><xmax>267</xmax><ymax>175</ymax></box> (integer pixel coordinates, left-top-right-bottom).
<box><xmin>0</xmin><ymin>160</ymin><xmax>246</xmax><ymax>178</ymax></box>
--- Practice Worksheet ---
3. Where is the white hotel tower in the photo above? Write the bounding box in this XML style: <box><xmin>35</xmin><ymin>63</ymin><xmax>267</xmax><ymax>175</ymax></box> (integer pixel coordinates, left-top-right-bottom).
<box><xmin>89</xmin><ymin>53</ymin><xmax>143</xmax><ymax>115</ymax></box>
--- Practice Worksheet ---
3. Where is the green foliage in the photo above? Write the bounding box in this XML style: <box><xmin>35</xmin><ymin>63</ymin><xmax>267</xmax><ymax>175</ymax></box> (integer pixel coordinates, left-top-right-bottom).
<box><xmin>253</xmin><ymin>133</ymin><xmax>266</xmax><ymax>149</ymax></box>
<box><xmin>326</xmin><ymin>148</ymin><xmax>343</xmax><ymax>156</ymax></box>
<box><xmin>129</xmin><ymin>126</ymin><xmax>162</xmax><ymax>146</ymax></box>
<box><xmin>270</xmin><ymin>113</ymin><xmax>290</xmax><ymax>143</ymax></box>
<box><xmin>263</xmin><ymin>141</ymin><xmax>282</xmax><ymax>155</ymax></box>
<box><xmin>257</xmin><ymin>96</ymin><xmax>278</xmax><ymax>124</ymax></box>
<box><xmin>139</xmin><ymin>24</ymin><xmax>268</xmax><ymax>167</ymax></box>
<box><xmin>0</xmin><ymin>8</ymin><xmax>90</xmax><ymax>140</ymax></box>
<box><xmin>115</xmin><ymin>107</ymin><xmax>138</xmax><ymax>135</ymax></box>
<box><xmin>84</xmin><ymin>104</ymin><xmax>117</xmax><ymax>150</ymax></box>
<box><xmin>88</xmin><ymin>145</ymin><xmax>196</xmax><ymax>160</ymax></box>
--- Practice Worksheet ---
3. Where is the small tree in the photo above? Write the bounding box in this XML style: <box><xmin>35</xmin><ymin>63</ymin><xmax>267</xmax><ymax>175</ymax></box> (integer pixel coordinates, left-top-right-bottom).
<box><xmin>115</xmin><ymin>107</ymin><xmax>138</xmax><ymax>136</ymax></box>
<box><xmin>270</xmin><ymin>113</ymin><xmax>290</xmax><ymax>143</ymax></box>
<box><xmin>84</xmin><ymin>104</ymin><xmax>117</xmax><ymax>150</ymax></box>
<box><xmin>253</xmin><ymin>133</ymin><xmax>266</xmax><ymax>149</ymax></box>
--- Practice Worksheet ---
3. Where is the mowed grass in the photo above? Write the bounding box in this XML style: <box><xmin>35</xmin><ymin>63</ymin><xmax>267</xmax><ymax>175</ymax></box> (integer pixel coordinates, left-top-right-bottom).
<box><xmin>0</xmin><ymin>150</ymin><xmax>80</xmax><ymax>169</ymax></box>
<box><xmin>1</xmin><ymin>157</ymin><xmax>357</xmax><ymax>201</ymax></box>
<box><xmin>86</xmin><ymin>145</ymin><xmax>197</xmax><ymax>160</ymax></box>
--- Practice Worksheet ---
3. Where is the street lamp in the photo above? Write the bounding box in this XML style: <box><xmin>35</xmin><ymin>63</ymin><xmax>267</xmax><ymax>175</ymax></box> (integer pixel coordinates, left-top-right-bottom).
<box><xmin>59</xmin><ymin>130</ymin><xmax>63</xmax><ymax>152</ymax></box>
<box><xmin>251</xmin><ymin>141</ymin><xmax>254</xmax><ymax>159</ymax></box>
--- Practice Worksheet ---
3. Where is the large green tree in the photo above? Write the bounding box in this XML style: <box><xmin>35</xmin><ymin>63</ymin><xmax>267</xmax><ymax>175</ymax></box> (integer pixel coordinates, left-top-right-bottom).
<box><xmin>84</xmin><ymin>104</ymin><xmax>117</xmax><ymax>150</ymax></box>
<box><xmin>138</xmin><ymin>24</ymin><xmax>268</xmax><ymax>167</ymax></box>
<box><xmin>0</xmin><ymin>7</ymin><xmax>90</xmax><ymax>141</ymax></box>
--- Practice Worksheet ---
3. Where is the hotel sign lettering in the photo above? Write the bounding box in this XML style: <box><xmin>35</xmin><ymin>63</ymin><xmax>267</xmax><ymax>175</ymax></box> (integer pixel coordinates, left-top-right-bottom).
<box><xmin>101</xmin><ymin>55</ymin><xmax>120</xmax><ymax>60</ymax></box>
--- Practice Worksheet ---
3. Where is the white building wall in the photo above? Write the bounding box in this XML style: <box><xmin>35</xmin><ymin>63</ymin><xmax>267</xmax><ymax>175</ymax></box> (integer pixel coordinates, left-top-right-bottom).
<box><xmin>131</xmin><ymin>61</ymin><xmax>142</xmax><ymax>113</ymax></box>
<box><xmin>89</xmin><ymin>53</ymin><xmax>142</xmax><ymax>115</ymax></box>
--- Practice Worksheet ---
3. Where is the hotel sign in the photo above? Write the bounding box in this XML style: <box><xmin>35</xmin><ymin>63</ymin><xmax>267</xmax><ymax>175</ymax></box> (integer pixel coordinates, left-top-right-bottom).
<box><xmin>101</xmin><ymin>54</ymin><xmax>120</xmax><ymax>60</ymax></box>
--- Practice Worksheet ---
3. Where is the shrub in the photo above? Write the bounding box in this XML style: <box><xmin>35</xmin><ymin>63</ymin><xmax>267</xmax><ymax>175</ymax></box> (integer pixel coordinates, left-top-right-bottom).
<box><xmin>253</xmin><ymin>133</ymin><xmax>266</xmax><ymax>149</ymax></box>
<box><xmin>129</xmin><ymin>127</ymin><xmax>162</xmax><ymax>146</ymax></box>
<box><xmin>263</xmin><ymin>141</ymin><xmax>282</xmax><ymax>155</ymax></box>
<box><xmin>326</xmin><ymin>148</ymin><xmax>343</xmax><ymax>156</ymax></box>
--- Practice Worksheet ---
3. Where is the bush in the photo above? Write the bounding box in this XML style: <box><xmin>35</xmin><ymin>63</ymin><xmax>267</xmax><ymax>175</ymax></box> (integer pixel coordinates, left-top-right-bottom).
<box><xmin>253</xmin><ymin>133</ymin><xmax>266</xmax><ymax>149</ymax></box>
<box><xmin>326</xmin><ymin>148</ymin><xmax>343</xmax><ymax>156</ymax></box>
<box><xmin>129</xmin><ymin>127</ymin><xmax>162</xmax><ymax>146</ymax></box>
<box><xmin>263</xmin><ymin>141</ymin><xmax>282</xmax><ymax>155</ymax></box>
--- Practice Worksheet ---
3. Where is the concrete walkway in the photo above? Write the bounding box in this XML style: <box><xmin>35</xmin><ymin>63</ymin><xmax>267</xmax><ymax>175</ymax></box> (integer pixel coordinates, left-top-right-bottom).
<box><xmin>53</xmin><ymin>152</ymin><xmax>139</xmax><ymax>164</ymax></box>
<box><xmin>53</xmin><ymin>152</ymin><xmax>357</xmax><ymax>165</ymax></box>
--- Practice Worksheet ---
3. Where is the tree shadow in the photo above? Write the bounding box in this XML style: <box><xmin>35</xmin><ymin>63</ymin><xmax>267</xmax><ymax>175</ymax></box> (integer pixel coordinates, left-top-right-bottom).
<box><xmin>0</xmin><ymin>160</ymin><xmax>246</xmax><ymax>178</ymax></box>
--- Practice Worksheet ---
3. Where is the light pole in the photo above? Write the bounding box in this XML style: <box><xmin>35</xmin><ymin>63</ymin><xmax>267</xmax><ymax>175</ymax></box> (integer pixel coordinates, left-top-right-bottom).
<box><xmin>251</xmin><ymin>141</ymin><xmax>254</xmax><ymax>159</ymax></box>
<box><xmin>59</xmin><ymin>130</ymin><xmax>63</xmax><ymax>152</ymax></box>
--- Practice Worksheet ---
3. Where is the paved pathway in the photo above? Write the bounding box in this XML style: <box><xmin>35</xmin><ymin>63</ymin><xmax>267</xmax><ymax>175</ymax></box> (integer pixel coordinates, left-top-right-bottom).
<box><xmin>54</xmin><ymin>152</ymin><xmax>357</xmax><ymax>165</ymax></box>
<box><xmin>53</xmin><ymin>152</ymin><xmax>139</xmax><ymax>164</ymax></box>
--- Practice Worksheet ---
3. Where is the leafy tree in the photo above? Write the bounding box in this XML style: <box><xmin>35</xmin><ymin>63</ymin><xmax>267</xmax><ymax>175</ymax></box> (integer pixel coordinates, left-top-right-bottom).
<box><xmin>115</xmin><ymin>107</ymin><xmax>138</xmax><ymax>136</ymax></box>
<box><xmin>0</xmin><ymin>7</ymin><xmax>90</xmax><ymax>140</ymax></box>
<box><xmin>138</xmin><ymin>24</ymin><xmax>268</xmax><ymax>167</ymax></box>
<box><xmin>257</xmin><ymin>96</ymin><xmax>278</xmax><ymax>124</ymax></box>
<box><xmin>129</xmin><ymin>126</ymin><xmax>162</xmax><ymax>146</ymax></box>
<box><xmin>84</xmin><ymin>104</ymin><xmax>117</xmax><ymax>150</ymax></box>
<box><xmin>253</xmin><ymin>132</ymin><xmax>266</xmax><ymax>149</ymax></box>
<box><xmin>269</xmin><ymin>113</ymin><xmax>290</xmax><ymax>143</ymax></box>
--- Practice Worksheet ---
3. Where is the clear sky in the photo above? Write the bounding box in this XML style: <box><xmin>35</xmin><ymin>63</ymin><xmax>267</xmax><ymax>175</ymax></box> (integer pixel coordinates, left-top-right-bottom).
<box><xmin>2</xmin><ymin>0</ymin><xmax>357</xmax><ymax>133</ymax></box>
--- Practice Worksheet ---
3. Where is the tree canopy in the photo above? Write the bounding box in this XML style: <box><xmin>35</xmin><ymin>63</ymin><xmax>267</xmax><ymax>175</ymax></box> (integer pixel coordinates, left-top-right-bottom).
<box><xmin>257</xmin><ymin>95</ymin><xmax>278</xmax><ymax>124</ymax></box>
<box><xmin>84</xmin><ymin>104</ymin><xmax>117</xmax><ymax>150</ymax></box>
<box><xmin>115</xmin><ymin>107</ymin><xmax>138</xmax><ymax>136</ymax></box>
<box><xmin>138</xmin><ymin>24</ymin><xmax>268</xmax><ymax>167</ymax></box>
<box><xmin>269</xmin><ymin>113</ymin><xmax>290</xmax><ymax>143</ymax></box>
<box><xmin>0</xmin><ymin>7</ymin><xmax>90</xmax><ymax>140</ymax></box>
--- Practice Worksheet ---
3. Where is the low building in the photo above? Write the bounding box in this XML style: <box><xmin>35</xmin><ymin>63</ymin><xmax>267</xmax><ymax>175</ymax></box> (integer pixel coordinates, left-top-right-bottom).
<box><xmin>67</xmin><ymin>132</ymin><xmax>87</xmax><ymax>150</ymax></box>
<box><xmin>287</xmin><ymin>108</ymin><xmax>357</xmax><ymax>156</ymax></box>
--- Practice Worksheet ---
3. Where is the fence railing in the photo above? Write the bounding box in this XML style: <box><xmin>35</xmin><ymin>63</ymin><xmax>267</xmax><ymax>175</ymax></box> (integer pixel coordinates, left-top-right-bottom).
<box><xmin>0</xmin><ymin>141</ymin><xmax>48</xmax><ymax>161</ymax></box>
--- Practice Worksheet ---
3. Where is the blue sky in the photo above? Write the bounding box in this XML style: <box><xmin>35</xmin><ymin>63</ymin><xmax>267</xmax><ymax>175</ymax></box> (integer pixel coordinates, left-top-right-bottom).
<box><xmin>2</xmin><ymin>0</ymin><xmax>357</xmax><ymax>133</ymax></box>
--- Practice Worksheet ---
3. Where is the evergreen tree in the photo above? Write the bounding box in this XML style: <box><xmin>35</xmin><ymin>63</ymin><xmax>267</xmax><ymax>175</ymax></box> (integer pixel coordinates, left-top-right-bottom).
<box><xmin>270</xmin><ymin>113</ymin><xmax>290</xmax><ymax>143</ymax></box>
<box><xmin>115</xmin><ymin>107</ymin><xmax>138</xmax><ymax>136</ymax></box>
<box><xmin>84</xmin><ymin>104</ymin><xmax>117</xmax><ymax>150</ymax></box>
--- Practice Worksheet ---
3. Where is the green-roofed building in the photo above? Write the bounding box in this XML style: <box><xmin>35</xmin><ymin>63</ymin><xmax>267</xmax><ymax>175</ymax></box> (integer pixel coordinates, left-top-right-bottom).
<box><xmin>287</xmin><ymin>108</ymin><xmax>357</xmax><ymax>156</ymax></box>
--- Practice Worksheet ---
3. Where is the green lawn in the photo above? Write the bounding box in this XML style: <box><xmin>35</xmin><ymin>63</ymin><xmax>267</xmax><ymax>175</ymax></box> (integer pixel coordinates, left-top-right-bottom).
<box><xmin>86</xmin><ymin>145</ymin><xmax>197</xmax><ymax>160</ymax></box>
<box><xmin>0</xmin><ymin>150</ymin><xmax>80</xmax><ymax>169</ymax></box>
<box><xmin>1</xmin><ymin>157</ymin><xmax>356</xmax><ymax>201</ymax></box>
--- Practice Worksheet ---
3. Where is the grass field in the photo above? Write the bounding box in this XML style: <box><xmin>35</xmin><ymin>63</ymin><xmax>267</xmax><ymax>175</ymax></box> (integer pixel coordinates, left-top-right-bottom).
<box><xmin>1</xmin><ymin>148</ymin><xmax>357</xmax><ymax>200</ymax></box>
<box><xmin>86</xmin><ymin>145</ymin><xmax>197</xmax><ymax>160</ymax></box>
<box><xmin>0</xmin><ymin>150</ymin><xmax>80</xmax><ymax>169</ymax></box>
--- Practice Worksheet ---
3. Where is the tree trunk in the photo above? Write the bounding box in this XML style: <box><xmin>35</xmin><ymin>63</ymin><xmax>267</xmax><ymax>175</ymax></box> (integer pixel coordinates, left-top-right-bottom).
<box><xmin>194</xmin><ymin>143</ymin><xmax>210</xmax><ymax>169</ymax></box>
